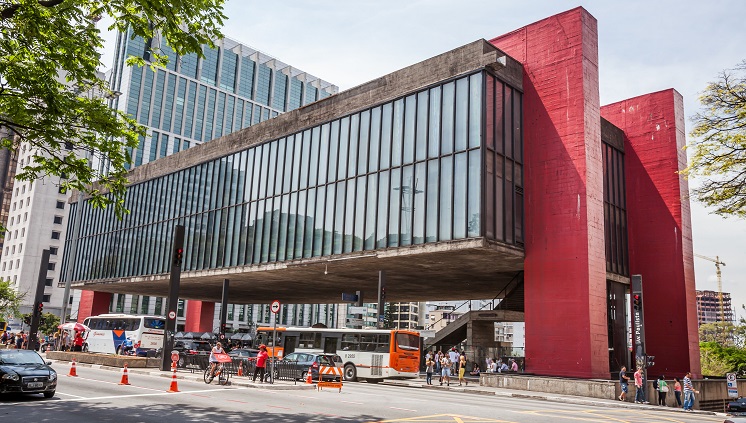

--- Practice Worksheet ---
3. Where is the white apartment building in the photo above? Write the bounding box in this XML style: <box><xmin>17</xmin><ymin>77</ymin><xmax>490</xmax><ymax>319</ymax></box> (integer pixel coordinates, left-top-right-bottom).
<box><xmin>0</xmin><ymin>143</ymin><xmax>71</xmax><ymax>325</ymax></box>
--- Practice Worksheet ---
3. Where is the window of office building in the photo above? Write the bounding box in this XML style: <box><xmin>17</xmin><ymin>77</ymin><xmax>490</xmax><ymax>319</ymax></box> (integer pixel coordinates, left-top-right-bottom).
<box><xmin>255</xmin><ymin>63</ymin><xmax>272</xmax><ymax>106</ymax></box>
<box><xmin>200</xmin><ymin>46</ymin><xmax>219</xmax><ymax>86</ymax></box>
<box><xmin>141</xmin><ymin>296</ymin><xmax>150</xmax><ymax>314</ymax></box>
<box><xmin>272</xmin><ymin>72</ymin><xmax>287</xmax><ymax>111</ymax></box>
<box><xmin>238</xmin><ymin>58</ymin><xmax>255</xmax><ymax>100</ymax></box>
<box><xmin>54</xmin><ymin>215</ymin><xmax>63</xmax><ymax>224</ymax></box>
<box><xmin>62</xmin><ymin>71</ymin><xmax>523</xmax><ymax>282</ymax></box>
<box><xmin>220</xmin><ymin>51</ymin><xmax>238</xmax><ymax>92</ymax></box>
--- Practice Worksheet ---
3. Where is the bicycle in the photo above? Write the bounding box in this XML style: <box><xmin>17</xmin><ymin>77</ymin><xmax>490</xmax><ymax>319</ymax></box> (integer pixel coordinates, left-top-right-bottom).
<box><xmin>204</xmin><ymin>362</ymin><xmax>230</xmax><ymax>385</ymax></box>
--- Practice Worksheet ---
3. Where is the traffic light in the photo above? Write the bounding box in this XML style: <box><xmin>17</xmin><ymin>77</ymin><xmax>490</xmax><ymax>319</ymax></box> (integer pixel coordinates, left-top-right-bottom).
<box><xmin>633</xmin><ymin>294</ymin><xmax>642</xmax><ymax>312</ymax></box>
<box><xmin>36</xmin><ymin>301</ymin><xmax>44</xmax><ymax>316</ymax></box>
<box><xmin>646</xmin><ymin>355</ymin><xmax>655</xmax><ymax>368</ymax></box>
<box><xmin>173</xmin><ymin>247</ymin><xmax>183</xmax><ymax>267</ymax></box>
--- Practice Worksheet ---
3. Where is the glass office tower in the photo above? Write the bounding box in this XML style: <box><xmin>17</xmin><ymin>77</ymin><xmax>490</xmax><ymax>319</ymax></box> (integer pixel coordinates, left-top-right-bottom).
<box><xmin>108</xmin><ymin>30</ymin><xmax>337</xmax><ymax>168</ymax></box>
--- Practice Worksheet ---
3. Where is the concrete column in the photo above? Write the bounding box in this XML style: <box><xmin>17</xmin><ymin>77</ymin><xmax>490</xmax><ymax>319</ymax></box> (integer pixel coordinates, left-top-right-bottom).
<box><xmin>490</xmin><ymin>7</ymin><xmax>608</xmax><ymax>378</ymax></box>
<box><xmin>185</xmin><ymin>300</ymin><xmax>215</xmax><ymax>332</ymax></box>
<box><xmin>601</xmin><ymin>90</ymin><xmax>700</xmax><ymax>377</ymax></box>
<box><xmin>77</xmin><ymin>291</ymin><xmax>112</xmax><ymax>322</ymax></box>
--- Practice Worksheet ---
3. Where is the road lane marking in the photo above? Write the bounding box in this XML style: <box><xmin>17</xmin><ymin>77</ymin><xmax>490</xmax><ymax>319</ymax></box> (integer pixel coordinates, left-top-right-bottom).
<box><xmin>341</xmin><ymin>400</ymin><xmax>364</xmax><ymax>405</ymax></box>
<box><xmin>267</xmin><ymin>405</ymin><xmax>292</xmax><ymax>410</ymax></box>
<box><xmin>388</xmin><ymin>406</ymin><xmax>418</xmax><ymax>412</ymax></box>
<box><xmin>373</xmin><ymin>414</ymin><xmax>518</xmax><ymax>422</ymax></box>
<box><xmin>55</xmin><ymin>387</ymin><xmax>244</xmax><ymax>402</ymax></box>
<box><xmin>73</xmin><ymin>376</ymin><xmax>163</xmax><ymax>392</ymax></box>
<box><xmin>56</xmin><ymin>392</ymin><xmax>86</xmax><ymax>399</ymax></box>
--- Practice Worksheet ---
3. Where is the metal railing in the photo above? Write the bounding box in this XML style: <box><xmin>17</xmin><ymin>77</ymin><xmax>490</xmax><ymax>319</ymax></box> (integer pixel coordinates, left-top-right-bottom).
<box><xmin>176</xmin><ymin>353</ymin><xmax>302</xmax><ymax>383</ymax></box>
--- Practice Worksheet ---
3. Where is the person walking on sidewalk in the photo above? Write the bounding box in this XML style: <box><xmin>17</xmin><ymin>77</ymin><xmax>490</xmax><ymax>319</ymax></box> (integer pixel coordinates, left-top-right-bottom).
<box><xmin>634</xmin><ymin>367</ymin><xmax>646</xmax><ymax>403</ymax></box>
<box><xmin>425</xmin><ymin>357</ymin><xmax>435</xmax><ymax>385</ymax></box>
<box><xmin>683</xmin><ymin>372</ymin><xmax>699</xmax><ymax>411</ymax></box>
<box><xmin>253</xmin><ymin>344</ymin><xmax>269</xmax><ymax>383</ymax></box>
<box><xmin>458</xmin><ymin>352</ymin><xmax>468</xmax><ymax>386</ymax></box>
<box><xmin>673</xmin><ymin>377</ymin><xmax>683</xmax><ymax>407</ymax></box>
<box><xmin>440</xmin><ymin>354</ymin><xmax>451</xmax><ymax>386</ymax></box>
<box><xmin>618</xmin><ymin>366</ymin><xmax>630</xmax><ymax>401</ymax></box>
<box><xmin>657</xmin><ymin>375</ymin><xmax>668</xmax><ymax>406</ymax></box>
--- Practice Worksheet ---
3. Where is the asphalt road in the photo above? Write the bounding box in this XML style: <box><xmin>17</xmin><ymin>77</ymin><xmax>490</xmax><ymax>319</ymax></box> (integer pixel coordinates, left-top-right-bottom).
<box><xmin>0</xmin><ymin>364</ymin><xmax>725</xmax><ymax>423</ymax></box>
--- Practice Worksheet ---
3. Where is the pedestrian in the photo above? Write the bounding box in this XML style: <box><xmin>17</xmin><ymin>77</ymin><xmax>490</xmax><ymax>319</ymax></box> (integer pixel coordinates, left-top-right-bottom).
<box><xmin>15</xmin><ymin>331</ymin><xmax>24</xmax><ymax>349</ymax></box>
<box><xmin>657</xmin><ymin>375</ymin><xmax>668</xmax><ymax>406</ymax></box>
<box><xmin>448</xmin><ymin>348</ymin><xmax>459</xmax><ymax>375</ymax></box>
<box><xmin>510</xmin><ymin>358</ymin><xmax>519</xmax><ymax>372</ymax></box>
<box><xmin>425</xmin><ymin>357</ymin><xmax>434</xmax><ymax>385</ymax></box>
<box><xmin>0</xmin><ymin>330</ymin><xmax>7</xmax><ymax>345</ymax></box>
<box><xmin>488</xmin><ymin>358</ymin><xmax>497</xmax><ymax>373</ymax></box>
<box><xmin>73</xmin><ymin>331</ymin><xmax>84</xmax><ymax>352</ymax></box>
<box><xmin>673</xmin><ymin>377</ymin><xmax>683</xmax><ymax>407</ymax></box>
<box><xmin>253</xmin><ymin>344</ymin><xmax>269</xmax><ymax>383</ymax></box>
<box><xmin>682</xmin><ymin>372</ymin><xmax>699</xmax><ymax>411</ymax></box>
<box><xmin>440</xmin><ymin>353</ymin><xmax>451</xmax><ymax>386</ymax></box>
<box><xmin>634</xmin><ymin>366</ymin><xmax>646</xmax><ymax>403</ymax></box>
<box><xmin>618</xmin><ymin>366</ymin><xmax>630</xmax><ymax>401</ymax></box>
<box><xmin>458</xmin><ymin>352</ymin><xmax>468</xmax><ymax>386</ymax></box>
<box><xmin>435</xmin><ymin>350</ymin><xmax>443</xmax><ymax>383</ymax></box>
<box><xmin>61</xmin><ymin>331</ymin><xmax>69</xmax><ymax>351</ymax></box>
<box><xmin>499</xmin><ymin>360</ymin><xmax>509</xmax><ymax>373</ymax></box>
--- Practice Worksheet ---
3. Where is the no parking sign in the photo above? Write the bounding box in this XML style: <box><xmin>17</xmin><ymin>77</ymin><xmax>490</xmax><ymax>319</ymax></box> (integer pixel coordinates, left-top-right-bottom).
<box><xmin>727</xmin><ymin>373</ymin><xmax>738</xmax><ymax>398</ymax></box>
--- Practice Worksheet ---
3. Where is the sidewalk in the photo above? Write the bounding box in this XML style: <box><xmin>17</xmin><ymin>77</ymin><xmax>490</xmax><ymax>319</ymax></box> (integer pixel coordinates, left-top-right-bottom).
<box><xmin>382</xmin><ymin>377</ymin><xmax>721</xmax><ymax>417</ymax></box>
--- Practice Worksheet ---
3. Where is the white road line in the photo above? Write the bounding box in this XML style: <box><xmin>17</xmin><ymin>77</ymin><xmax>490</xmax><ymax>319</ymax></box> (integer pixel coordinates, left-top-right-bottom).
<box><xmin>341</xmin><ymin>400</ymin><xmax>364</xmax><ymax>405</ymax></box>
<box><xmin>388</xmin><ymin>406</ymin><xmax>418</xmax><ymax>412</ymax></box>
<box><xmin>73</xmin><ymin>376</ymin><xmax>163</xmax><ymax>391</ymax></box>
<box><xmin>55</xmin><ymin>392</ymin><xmax>86</xmax><ymax>398</ymax></box>
<box><xmin>58</xmin><ymin>387</ymin><xmax>244</xmax><ymax>402</ymax></box>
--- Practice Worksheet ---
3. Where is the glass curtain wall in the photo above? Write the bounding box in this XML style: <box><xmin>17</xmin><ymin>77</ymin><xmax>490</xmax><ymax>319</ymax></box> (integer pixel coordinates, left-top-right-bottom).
<box><xmin>603</xmin><ymin>142</ymin><xmax>628</xmax><ymax>276</ymax></box>
<box><xmin>62</xmin><ymin>71</ymin><xmax>524</xmax><ymax>282</ymax></box>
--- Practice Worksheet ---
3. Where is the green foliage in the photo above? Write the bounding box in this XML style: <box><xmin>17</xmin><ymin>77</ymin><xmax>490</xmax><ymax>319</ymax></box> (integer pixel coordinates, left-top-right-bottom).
<box><xmin>0</xmin><ymin>280</ymin><xmax>24</xmax><ymax>319</ymax></box>
<box><xmin>684</xmin><ymin>60</ymin><xmax>746</xmax><ymax>217</ymax></box>
<box><xmin>699</xmin><ymin>322</ymin><xmax>746</xmax><ymax>348</ymax></box>
<box><xmin>700</xmin><ymin>341</ymin><xmax>746</xmax><ymax>377</ymax></box>
<box><xmin>0</xmin><ymin>0</ymin><xmax>226</xmax><ymax>221</ymax></box>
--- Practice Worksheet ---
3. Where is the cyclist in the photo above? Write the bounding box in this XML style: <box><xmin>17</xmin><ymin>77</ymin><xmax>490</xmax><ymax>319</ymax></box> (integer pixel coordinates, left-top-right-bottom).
<box><xmin>208</xmin><ymin>342</ymin><xmax>225</xmax><ymax>382</ymax></box>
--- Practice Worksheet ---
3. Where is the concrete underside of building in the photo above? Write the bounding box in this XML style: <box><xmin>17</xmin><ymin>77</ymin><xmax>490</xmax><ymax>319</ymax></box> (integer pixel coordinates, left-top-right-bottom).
<box><xmin>74</xmin><ymin>239</ymin><xmax>524</xmax><ymax>304</ymax></box>
<box><xmin>66</xmin><ymin>7</ymin><xmax>700</xmax><ymax>379</ymax></box>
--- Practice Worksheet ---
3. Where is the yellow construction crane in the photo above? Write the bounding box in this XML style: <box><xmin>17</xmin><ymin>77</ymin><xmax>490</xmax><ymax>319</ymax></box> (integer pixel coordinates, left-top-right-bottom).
<box><xmin>694</xmin><ymin>254</ymin><xmax>727</xmax><ymax>322</ymax></box>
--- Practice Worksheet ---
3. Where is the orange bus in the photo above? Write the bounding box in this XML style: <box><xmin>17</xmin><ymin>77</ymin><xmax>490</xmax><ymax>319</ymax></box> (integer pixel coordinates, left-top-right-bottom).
<box><xmin>254</xmin><ymin>326</ymin><xmax>420</xmax><ymax>382</ymax></box>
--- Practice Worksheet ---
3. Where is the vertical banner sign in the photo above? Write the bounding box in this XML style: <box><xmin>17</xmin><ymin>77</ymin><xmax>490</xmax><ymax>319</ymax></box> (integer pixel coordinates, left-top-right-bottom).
<box><xmin>270</xmin><ymin>300</ymin><xmax>281</xmax><ymax>384</ymax></box>
<box><xmin>631</xmin><ymin>274</ymin><xmax>646</xmax><ymax>370</ymax></box>
<box><xmin>727</xmin><ymin>373</ymin><xmax>738</xmax><ymax>398</ymax></box>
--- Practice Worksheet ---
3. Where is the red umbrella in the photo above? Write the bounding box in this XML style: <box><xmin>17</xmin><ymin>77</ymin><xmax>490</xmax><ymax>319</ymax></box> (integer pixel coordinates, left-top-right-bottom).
<box><xmin>58</xmin><ymin>322</ymin><xmax>90</xmax><ymax>332</ymax></box>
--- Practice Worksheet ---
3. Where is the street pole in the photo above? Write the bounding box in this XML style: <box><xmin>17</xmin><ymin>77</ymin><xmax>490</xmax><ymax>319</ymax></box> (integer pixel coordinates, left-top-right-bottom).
<box><xmin>161</xmin><ymin>225</ymin><xmax>184</xmax><ymax>371</ymax></box>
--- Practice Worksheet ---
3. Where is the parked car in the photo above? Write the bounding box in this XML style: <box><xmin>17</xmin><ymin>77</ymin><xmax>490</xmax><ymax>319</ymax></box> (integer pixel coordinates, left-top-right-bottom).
<box><xmin>277</xmin><ymin>352</ymin><xmax>343</xmax><ymax>381</ymax></box>
<box><xmin>728</xmin><ymin>397</ymin><xmax>746</xmax><ymax>414</ymax></box>
<box><xmin>228</xmin><ymin>348</ymin><xmax>259</xmax><ymax>359</ymax></box>
<box><xmin>725</xmin><ymin>418</ymin><xmax>746</xmax><ymax>423</ymax></box>
<box><xmin>0</xmin><ymin>350</ymin><xmax>57</xmax><ymax>398</ymax></box>
<box><xmin>172</xmin><ymin>340</ymin><xmax>212</xmax><ymax>368</ymax></box>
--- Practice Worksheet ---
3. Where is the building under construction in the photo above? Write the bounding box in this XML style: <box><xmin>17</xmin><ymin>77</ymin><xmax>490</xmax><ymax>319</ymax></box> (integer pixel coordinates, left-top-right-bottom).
<box><xmin>696</xmin><ymin>290</ymin><xmax>735</xmax><ymax>325</ymax></box>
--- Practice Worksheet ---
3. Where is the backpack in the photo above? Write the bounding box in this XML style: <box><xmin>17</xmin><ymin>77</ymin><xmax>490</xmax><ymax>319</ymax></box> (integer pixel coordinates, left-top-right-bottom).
<box><xmin>653</xmin><ymin>379</ymin><xmax>659</xmax><ymax>390</ymax></box>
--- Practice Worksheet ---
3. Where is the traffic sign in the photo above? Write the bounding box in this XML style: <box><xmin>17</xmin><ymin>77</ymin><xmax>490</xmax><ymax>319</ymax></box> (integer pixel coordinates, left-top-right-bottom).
<box><xmin>349</xmin><ymin>306</ymin><xmax>367</xmax><ymax>314</ymax></box>
<box><xmin>346</xmin><ymin>318</ymin><xmax>364</xmax><ymax>326</ymax></box>
<box><xmin>419</xmin><ymin>330</ymin><xmax>435</xmax><ymax>338</ymax></box>
<box><xmin>342</xmin><ymin>292</ymin><xmax>358</xmax><ymax>302</ymax></box>
<box><xmin>171</xmin><ymin>351</ymin><xmax>179</xmax><ymax>363</ymax></box>
<box><xmin>270</xmin><ymin>300</ymin><xmax>281</xmax><ymax>314</ymax></box>
<box><xmin>727</xmin><ymin>372</ymin><xmax>738</xmax><ymax>398</ymax></box>
<box><xmin>168</xmin><ymin>311</ymin><xmax>176</xmax><ymax>320</ymax></box>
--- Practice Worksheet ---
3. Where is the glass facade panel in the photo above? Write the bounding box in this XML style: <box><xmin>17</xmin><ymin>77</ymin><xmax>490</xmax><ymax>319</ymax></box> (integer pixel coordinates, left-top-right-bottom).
<box><xmin>200</xmin><ymin>46</ymin><xmax>219</xmax><ymax>86</ymax></box>
<box><xmin>63</xmin><ymin>71</ymin><xmax>526</xmax><ymax>283</ymax></box>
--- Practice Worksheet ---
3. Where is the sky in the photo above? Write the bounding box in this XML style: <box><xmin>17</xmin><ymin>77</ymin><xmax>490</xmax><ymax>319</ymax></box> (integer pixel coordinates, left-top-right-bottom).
<box><xmin>100</xmin><ymin>0</ymin><xmax>746</xmax><ymax>315</ymax></box>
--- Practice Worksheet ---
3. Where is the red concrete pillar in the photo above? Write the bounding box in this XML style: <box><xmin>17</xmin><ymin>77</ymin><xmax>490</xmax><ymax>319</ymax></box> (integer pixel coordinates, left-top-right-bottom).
<box><xmin>601</xmin><ymin>90</ymin><xmax>701</xmax><ymax>377</ymax></box>
<box><xmin>185</xmin><ymin>300</ymin><xmax>215</xmax><ymax>333</ymax></box>
<box><xmin>77</xmin><ymin>290</ymin><xmax>112</xmax><ymax>322</ymax></box>
<box><xmin>490</xmin><ymin>7</ymin><xmax>609</xmax><ymax>378</ymax></box>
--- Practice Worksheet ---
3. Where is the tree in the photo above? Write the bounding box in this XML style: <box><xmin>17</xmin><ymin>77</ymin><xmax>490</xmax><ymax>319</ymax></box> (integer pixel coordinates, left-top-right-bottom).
<box><xmin>0</xmin><ymin>279</ymin><xmax>23</xmax><ymax>319</ymax></box>
<box><xmin>0</xmin><ymin>0</ymin><xmax>226</xmax><ymax>221</ymax></box>
<box><xmin>22</xmin><ymin>312</ymin><xmax>61</xmax><ymax>335</ymax></box>
<box><xmin>684</xmin><ymin>60</ymin><xmax>746</xmax><ymax>217</ymax></box>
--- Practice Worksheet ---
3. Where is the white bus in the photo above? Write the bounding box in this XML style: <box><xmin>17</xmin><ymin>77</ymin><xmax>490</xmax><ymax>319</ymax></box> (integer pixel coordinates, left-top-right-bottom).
<box><xmin>254</xmin><ymin>326</ymin><xmax>421</xmax><ymax>382</ymax></box>
<box><xmin>82</xmin><ymin>314</ymin><xmax>166</xmax><ymax>355</ymax></box>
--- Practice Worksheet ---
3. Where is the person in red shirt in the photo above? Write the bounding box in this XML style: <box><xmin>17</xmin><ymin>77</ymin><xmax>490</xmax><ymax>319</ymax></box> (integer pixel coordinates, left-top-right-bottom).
<box><xmin>253</xmin><ymin>344</ymin><xmax>269</xmax><ymax>383</ymax></box>
<box><xmin>73</xmin><ymin>331</ymin><xmax>84</xmax><ymax>352</ymax></box>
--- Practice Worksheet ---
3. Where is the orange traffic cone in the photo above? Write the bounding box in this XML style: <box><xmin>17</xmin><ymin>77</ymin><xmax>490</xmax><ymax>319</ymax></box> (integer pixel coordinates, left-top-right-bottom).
<box><xmin>306</xmin><ymin>367</ymin><xmax>313</xmax><ymax>384</ymax></box>
<box><xmin>167</xmin><ymin>366</ymin><xmax>179</xmax><ymax>392</ymax></box>
<box><xmin>119</xmin><ymin>364</ymin><xmax>130</xmax><ymax>385</ymax></box>
<box><xmin>68</xmin><ymin>358</ymin><xmax>78</xmax><ymax>377</ymax></box>
<box><xmin>237</xmin><ymin>363</ymin><xmax>243</xmax><ymax>377</ymax></box>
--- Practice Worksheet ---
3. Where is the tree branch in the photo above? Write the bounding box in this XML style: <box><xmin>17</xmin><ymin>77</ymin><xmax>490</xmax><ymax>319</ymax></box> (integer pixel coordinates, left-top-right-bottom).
<box><xmin>1</xmin><ymin>0</ymin><xmax>65</xmax><ymax>20</ymax></box>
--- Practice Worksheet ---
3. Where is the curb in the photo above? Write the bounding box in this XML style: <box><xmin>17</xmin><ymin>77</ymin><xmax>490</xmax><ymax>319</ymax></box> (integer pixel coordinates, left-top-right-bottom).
<box><xmin>381</xmin><ymin>381</ymin><xmax>718</xmax><ymax>416</ymax></box>
<box><xmin>53</xmin><ymin>360</ymin><xmax>314</xmax><ymax>390</ymax></box>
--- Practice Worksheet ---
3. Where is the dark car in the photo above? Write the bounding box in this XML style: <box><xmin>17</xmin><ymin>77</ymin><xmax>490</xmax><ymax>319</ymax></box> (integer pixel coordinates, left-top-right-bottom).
<box><xmin>0</xmin><ymin>350</ymin><xmax>57</xmax><ymax>398</ymax></box>
<box><xmin>727</xmin><ymin>397</ymin><xmax>746</xmax><ymax>414</ymax></box>
<box><xmin>228</xmin><ymin>348</ymin><xmax>259</xmax><ymax>359</ymax></box>
<box><xmin>172</xmin><ymin>340</ymin><xmax>212</xmax><ymax>368</ymax></box>
<box><xmin>277</xmin><ymin>352</ymin><xmax>342</xmax><ymax>381</ymax></box>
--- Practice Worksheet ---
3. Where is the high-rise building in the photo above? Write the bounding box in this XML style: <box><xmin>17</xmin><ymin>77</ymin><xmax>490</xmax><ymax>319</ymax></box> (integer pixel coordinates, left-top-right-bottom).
<box><xmin>66</xmin><ymin>29</ymin><xmax>340</xmax><ymax>332</ymax></box>
<box><xmin>696</xmin><ymin>290</ymin><xmax>735</xmax><ymax>325</ymax></box>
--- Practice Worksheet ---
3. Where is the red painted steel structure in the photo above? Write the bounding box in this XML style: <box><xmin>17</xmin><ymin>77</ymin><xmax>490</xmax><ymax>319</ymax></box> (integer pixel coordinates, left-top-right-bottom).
<box><xmin>601</xmin><ymin>90</ymin><xmax>700</xmax><ymax>377</ymax></box>
<box><xmin>490</xmin><ymin>7</ymin><xmax>609</xmax><ymax>379</ymax></box>
<box><xmin>77</xmin><ymin>290</ymin><xmax>112</xmax><ymax>323</ymax></box>
<box><xmin>184</xmin><ymin>300</ymin><xmax>215</xmax><ymax>333</ymax></box>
